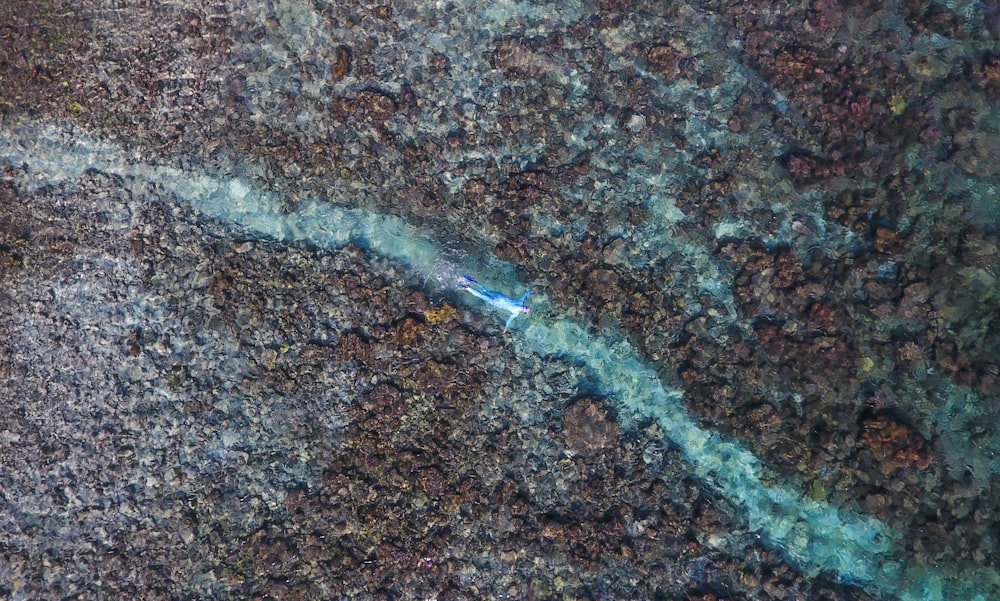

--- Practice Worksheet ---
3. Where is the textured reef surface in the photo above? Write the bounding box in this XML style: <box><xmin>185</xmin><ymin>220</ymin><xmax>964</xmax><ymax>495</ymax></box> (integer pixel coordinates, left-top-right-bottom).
<box><xmin>1</xmin><ymin>1</ymin><xmax>999</xmax><ymax>599</ymax></box>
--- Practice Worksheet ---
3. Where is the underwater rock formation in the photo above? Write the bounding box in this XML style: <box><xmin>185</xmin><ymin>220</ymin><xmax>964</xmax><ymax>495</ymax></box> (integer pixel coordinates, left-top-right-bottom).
<box><xmin>2</xmin><ymin>0</ymin><xmax>999</xmax><ymax>599</ymax></box>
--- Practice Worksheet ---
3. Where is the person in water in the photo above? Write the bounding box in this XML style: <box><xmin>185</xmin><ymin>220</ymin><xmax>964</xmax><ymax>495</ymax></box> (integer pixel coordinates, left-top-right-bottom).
<box><xmin>457</xmin><ymin>275</ymin><xmax>533</xmax><ymax>331</ymax></box>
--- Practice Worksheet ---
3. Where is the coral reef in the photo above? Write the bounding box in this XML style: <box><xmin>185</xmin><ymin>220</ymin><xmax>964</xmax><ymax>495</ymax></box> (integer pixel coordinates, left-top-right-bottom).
<box><xmin>2</xmin><ymin>0</ymin><xmax>999</xmax><ymax>598</ymax></box>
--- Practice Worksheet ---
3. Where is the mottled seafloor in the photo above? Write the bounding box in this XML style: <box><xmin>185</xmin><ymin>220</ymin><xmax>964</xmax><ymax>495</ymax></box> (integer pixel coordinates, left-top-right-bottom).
<box><xmin>1</xmin><ymin>0</ymin><xmax>999</xmax><ymax>599</ymax></box>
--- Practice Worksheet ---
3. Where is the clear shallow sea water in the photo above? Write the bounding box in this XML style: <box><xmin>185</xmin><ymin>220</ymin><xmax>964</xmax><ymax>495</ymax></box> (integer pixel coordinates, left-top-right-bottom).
<box><xmin>1</xmin><ymin>1</ymin><xmax>999</xmax><ymax>599</ymax></box>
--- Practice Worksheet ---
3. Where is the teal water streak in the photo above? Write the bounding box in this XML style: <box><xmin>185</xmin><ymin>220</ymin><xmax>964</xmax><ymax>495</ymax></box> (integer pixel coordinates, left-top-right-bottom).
<box><xmin>519</xmin><ymin>319</ymin><xmax>891</xmax><ymax>582</ymax></box>
<box><xmin>2</xmin><ymin>122</ymin><xmax>997</xmax><ymax>600</ymax></box>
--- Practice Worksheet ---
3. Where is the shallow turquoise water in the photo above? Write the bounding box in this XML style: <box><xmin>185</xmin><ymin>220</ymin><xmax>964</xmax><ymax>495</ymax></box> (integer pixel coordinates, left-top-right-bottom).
<box><xmin>2</xmin><ymin>1</ymin><xmax>1000</xmax><ymax>599</ymax></box>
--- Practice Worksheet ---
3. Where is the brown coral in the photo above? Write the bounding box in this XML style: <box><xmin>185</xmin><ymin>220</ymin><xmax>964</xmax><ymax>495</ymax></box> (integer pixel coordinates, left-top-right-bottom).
<box><xmin>859</xmin><ymin>413</ymin><xmax>934</xmax><ymax>474</ymax></box>
<box><xmin>562</xmin><ymin>398</ymin><xmax>620</xmax><ymax>454</ymax></box>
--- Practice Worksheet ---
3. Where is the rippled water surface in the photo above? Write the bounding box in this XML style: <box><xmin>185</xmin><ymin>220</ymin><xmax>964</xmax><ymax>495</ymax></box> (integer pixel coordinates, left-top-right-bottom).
<box><xmin>2</xmin><ymin>1</ymin><xmax>999</xmax><ymax>599</ymax></box>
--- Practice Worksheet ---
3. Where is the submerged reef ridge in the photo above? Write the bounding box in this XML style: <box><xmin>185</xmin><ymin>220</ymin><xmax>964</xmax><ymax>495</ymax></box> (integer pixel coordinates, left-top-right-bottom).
<box><xmin>2</xmin><ymin>0</ymin><xmax>1000</xmax><ymax>599</ymax></box>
